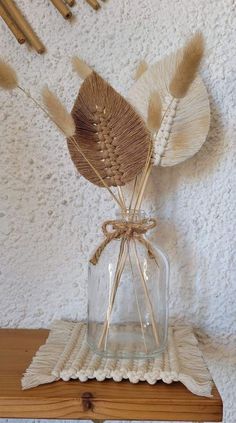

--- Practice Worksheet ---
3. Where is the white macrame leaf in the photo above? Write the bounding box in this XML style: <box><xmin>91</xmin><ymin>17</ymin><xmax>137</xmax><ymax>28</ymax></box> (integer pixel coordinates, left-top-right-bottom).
<box><xmin>128</xmin><ymin>50</ymin><xmax>210</xmax><ymax>167</ymax></box>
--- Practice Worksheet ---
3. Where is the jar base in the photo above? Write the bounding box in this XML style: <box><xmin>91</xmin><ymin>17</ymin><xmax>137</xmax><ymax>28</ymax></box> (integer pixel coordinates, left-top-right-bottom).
<box><xmin>87</xmin><ymin>321</ymin><xmax>168</xmax><ymax>359</ymax></box>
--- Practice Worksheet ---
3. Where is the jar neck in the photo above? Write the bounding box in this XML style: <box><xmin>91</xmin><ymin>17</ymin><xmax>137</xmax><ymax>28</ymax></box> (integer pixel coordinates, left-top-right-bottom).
<box><xmin>116</xmin><ymin>209</ymin><xmax>146</xmax><ymax>222</ymax></box>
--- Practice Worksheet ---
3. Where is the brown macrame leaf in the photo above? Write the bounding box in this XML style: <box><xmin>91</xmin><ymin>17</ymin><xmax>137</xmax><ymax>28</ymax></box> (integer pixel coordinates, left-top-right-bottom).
<box><xmin>67</xmin><ymin>72</ymin><xmax>150</xmax><ymax>187</ymax></box>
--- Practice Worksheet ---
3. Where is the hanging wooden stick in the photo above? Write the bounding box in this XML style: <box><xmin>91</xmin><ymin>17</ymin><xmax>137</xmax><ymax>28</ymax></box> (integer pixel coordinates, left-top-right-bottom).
<box><xmin>85</xmin><ymin>0</ymin><xmax>101</xmax><ymax>11</ymax></box>
<box><xmin>0</xmin><ymin>4</ymin><xmax>25</xmax><ymax>44</ymax></box>
<box><xmin>64</xmin><ymin>0</ymin><xmax>75</xmax><ymax>6</ymax></box>
<box><xmin>1</xmin><ymin>0</ymin><xmax>45</xmax><ymax>54</ymax></box>
<box><xmin>49</xmin><ymin>0</ymin><xmax>72</xmax><ymax>19</ymax></box>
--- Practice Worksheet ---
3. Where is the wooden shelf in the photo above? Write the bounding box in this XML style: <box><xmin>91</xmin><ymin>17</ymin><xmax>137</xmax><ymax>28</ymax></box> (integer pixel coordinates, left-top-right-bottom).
<box><xmin>0</xmin><ymin>328</ymin><xmax>223</xmax><ymax>421</ymax></box>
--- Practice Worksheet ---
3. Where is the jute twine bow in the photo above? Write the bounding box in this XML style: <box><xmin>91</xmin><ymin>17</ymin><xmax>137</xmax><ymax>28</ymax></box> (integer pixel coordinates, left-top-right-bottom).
<box><xmin>90</xmin><ymin>218</ymin><xmax>157</xmax><ymax>265</ymax></box>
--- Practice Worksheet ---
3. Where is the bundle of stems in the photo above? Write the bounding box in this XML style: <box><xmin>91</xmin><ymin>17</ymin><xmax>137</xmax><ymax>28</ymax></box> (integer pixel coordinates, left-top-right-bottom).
<box><xmin>94</xmin><ymin>33</ymin><xmax>205</xmax><ymax>352</ymax></box>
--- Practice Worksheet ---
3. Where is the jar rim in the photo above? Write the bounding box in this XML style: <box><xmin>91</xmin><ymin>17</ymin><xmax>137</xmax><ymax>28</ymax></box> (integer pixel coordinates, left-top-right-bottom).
<box><xmin>116</xmin><ymin>208</ymin><xmax>146</xmax><ymax>222</ymax></box>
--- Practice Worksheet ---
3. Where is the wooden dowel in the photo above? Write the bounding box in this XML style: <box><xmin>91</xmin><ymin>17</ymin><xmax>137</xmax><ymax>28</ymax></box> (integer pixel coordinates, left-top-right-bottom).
<box><xmin>64</xmin><ymin>0</ymin><xmax>75</xmax><ymax>6</ymax></box>
<box><xmin>1</xmin><ymin>0</ymin><xmax>45</xmax><ymax>54</ymax></box>
<box><xmin>49</xmin><ymin>0</ymin><xmax>72</xmax><ymax>19</ymax></box>
<box><xmin>0</xmin><ymin>4</ymin><xmax>25</xmax><ymax>44</ymax></box>
<box><xmin>85</xmin><ymin>0</ymin><xmax>101</xmax><ymax>11</ymax></box>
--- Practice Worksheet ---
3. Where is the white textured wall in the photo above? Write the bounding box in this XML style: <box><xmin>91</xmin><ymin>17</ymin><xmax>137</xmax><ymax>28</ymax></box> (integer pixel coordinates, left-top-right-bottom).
<box><xmin>0</xmin><ymin>0</ymin><xmax>235</xmax><ymax>422</ymax></box>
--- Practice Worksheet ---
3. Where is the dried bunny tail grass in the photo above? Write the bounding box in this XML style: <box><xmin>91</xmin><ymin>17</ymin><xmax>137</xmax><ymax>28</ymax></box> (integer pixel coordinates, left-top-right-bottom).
<box><xmin>42</xmin><ymin>86</ymin><xmax>76</xmax><ymax>138</ymax></box>
<box><xmin>133</xmin><ymin>60</ymin><xmax>148</xmax><ymax>80</ymax></box>
<box><xmin>72</xmin><ymin>56</ymin><xmax>93</xmax><ymax>80</ymax></box>
<box><xmin>0</xmin><ymin>70</ymin><xmax>121</xmax><ymax>207</ymax></box>
<box><xmin>147</xmin><ymin>91</ymin><xmax>162</xmax><ymax>132</ymax></box>
<box><xmin>0</xmin><ymin>59</ymin><xmax>18</xmax><ymax>90</ymax></box>
<box><xmin>169</xmin><ymin>32</ymin><xmax>204</xmax><ymax>98</ymax></box>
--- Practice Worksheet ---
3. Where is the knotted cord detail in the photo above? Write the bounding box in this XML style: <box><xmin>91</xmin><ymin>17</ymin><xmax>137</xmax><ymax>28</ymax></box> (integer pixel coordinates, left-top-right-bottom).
<box><xmin>90</xmin><ymin>218</ymin><xmax>157</xmax><ymax>265</ymax></box>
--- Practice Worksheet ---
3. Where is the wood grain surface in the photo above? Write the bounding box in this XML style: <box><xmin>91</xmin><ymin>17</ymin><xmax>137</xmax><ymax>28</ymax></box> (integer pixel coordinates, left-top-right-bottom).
<box><xmin>0</xmin><ymin>328</ymin><xmax>223</xmax><ymax>421</ymax></box>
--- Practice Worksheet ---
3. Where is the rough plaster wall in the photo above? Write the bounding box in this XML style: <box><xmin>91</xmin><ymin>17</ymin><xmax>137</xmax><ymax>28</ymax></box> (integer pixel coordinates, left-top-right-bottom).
<box><xmin>0</xmin><ymin>0</ymin><xmax>235</xmax><ymax>422</ymax></box>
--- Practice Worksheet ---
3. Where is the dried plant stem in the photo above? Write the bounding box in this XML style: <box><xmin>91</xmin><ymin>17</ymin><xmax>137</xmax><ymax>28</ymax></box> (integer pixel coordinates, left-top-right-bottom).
<box><xmin>104</xmin><ymin>239</ymin><xmax>127</xmax><ymax>349</ymax></box>
<box><xmin>128</xmin><ymin>241</ymin><xmax>148</xmax><ymax>353</ymax></box>
<box><xmin>135</xmin><ymin>163</ymin><xmax>152</xmax><ymax>211</ymax></box>
<box><xmin>129</xmin><ymin>176</ymin><xmax>138</xmax><ymax>211</ymax></box>
<box><xmin>17</xmin><ymin>85</ymin><xmax>49</xmax><ymax>116</ymax></box>
<box><xmin>98</xmin><ymin>238</ymin><xmax>127</xmax><ymax>350</ymax></box>
<box><xmin>132</xmin><ymin>98</ymin><xmax>175</xmax><ymax>212</ymax></box>
<box><xmin>98</xmin><ymin>237</ymin><xmax>160</xmax><ymax>353</ymax></box>
<box><xmin>95</xmin><ymin>111</ymin><xmax>158</xmax><ymax>352</ymax></box>
<box><xmin>95</xmin><ymin>151</ymin><xmax>158</xmax><ymax>354</ymax></box>
<box><xmin>117</xmin><ymin>186</ymin><xmax>126</xmax><ymax>210</ymax></box>
<box><xmin>16</xmin><ymin>85</ymin><xmax>123</xmax><ymax>210</ymax></box>
<box><xmin>133</xmin><ymin>140</ymin><xmax>153</xmax><ymax>213</ymax></box>
<box><xmin>133</xmin><ymin>240</ymin><xmax>159</xmax><ymax>347</ymax></box>
<box><xmin>120</xmin><ymin>187</ymin><xmax>126</xmax><ymax>208</ymax></box>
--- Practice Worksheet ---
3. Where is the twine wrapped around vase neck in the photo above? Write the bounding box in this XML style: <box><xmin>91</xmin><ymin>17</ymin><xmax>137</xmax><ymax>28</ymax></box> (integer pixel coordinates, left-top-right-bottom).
<box><xmin>90</xmin><ymin>218</ymin><xmax>157</xmax><ymax>265</ymax></box>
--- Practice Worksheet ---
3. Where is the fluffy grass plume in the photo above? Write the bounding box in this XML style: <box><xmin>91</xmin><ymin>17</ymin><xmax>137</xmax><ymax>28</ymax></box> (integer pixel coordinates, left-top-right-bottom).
<box><xmin>72</xmin><ymin>56</ymin><xmax>92</xmax><ymax>80</ymax></box>
<box><xmin>134</xmin><ymin>60</ymin><xmax>148</xmax><ymax>80</ymax></box>
<box><xmin>0</xmin><ymin>60</ymin><xmax>18</xmax><ymax>90</ymax></box>
<box><xmin>169</xmin><ymin>32</ymin><xmax>204</xmax><ymax>98</ymax></box>
<box><xmin>42</xmin><ymin>87</ymin><xmax>75</xmax><ymax>137</ymax></box>
<box><xmin>147</xmin><ymin>91</ymin><xmax>162</xmax><ymax>131</ymax></box>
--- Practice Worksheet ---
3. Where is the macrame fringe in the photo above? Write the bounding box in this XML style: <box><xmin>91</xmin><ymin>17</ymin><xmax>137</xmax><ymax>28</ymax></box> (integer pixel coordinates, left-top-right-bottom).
<box><xmin>174</xmin><ymin>326</ymin><xmax>213</xmax><ymax>397</ymax></box>
<box><xmin>22</xmin><ymin>321</ymin><xmax>213</xmax><ymax>397</ymax></box>
<box><xmin>21</xmin><ymin>320</ymin><xmax>77</xmax><ymax>389</ymax></box>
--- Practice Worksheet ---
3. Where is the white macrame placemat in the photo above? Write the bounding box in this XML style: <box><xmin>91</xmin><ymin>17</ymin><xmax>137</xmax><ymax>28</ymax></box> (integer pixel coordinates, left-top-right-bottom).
<box><xmin>22</xmin><ymin>320</ymin><xmax>213</xmax><ymax>397</ymax></box>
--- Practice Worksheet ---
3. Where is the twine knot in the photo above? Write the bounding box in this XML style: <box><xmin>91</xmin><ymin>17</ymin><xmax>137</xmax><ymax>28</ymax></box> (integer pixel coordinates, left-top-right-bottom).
<box><xmin>90</xmin><ymin>218</ymin><xmax>157</xmax><ymax>265</ymax></box>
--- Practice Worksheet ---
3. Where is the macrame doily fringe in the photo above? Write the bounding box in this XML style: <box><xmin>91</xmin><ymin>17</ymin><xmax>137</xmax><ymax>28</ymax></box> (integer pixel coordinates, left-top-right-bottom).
<box><xmin>22</xmin><ymin>320</ymin><xmax>213</xmax><ymax>397</ymax></box>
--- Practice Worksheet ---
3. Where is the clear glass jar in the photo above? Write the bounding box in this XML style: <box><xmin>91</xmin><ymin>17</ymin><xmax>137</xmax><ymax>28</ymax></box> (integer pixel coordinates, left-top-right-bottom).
<box><xmin>87</xmin><ymin>210</ymin><xmax>169</xmax><ymax>359</ymax></box>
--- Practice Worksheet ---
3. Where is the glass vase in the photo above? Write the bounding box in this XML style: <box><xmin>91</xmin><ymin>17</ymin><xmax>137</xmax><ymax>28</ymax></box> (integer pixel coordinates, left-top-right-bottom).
<box><xmin>87</xmin><ymin>209</ymin><xmax>169</xmax><ymax>359</ymax></box>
